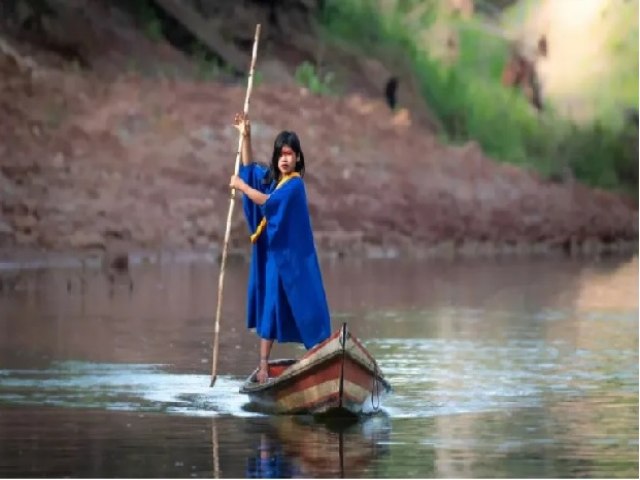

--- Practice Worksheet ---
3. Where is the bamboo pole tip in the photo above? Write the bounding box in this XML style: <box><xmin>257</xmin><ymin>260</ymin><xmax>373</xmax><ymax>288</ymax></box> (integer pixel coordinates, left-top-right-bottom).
<box><xmin>210</xmin><ymin>375</ymin><xmax>217</xmax><ymax>387</ymax></box>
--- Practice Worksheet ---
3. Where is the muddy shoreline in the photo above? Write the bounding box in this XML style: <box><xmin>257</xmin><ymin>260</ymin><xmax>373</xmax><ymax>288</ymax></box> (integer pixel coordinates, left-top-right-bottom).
<box><xmin>1</xmin><ymin>49</ymin><xmax>638</xmax><ymax>260</ymax></box>
<box><xmin>1</xmin><ymin>237</ymin><xmax>637</xmax><ymax>273</ymax></box>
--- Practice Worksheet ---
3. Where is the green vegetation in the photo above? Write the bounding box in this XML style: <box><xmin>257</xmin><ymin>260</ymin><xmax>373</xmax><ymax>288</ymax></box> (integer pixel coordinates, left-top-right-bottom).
<box><xmin>119</xmin><ymin>0</ymin><xmax>164</xmax><ymax>42</ymax></box>
<box><xmin>501</xmin><ymin>0</ymin><xmax>638</xmax><ymax>127</ymax></box>
<box><xmin>294</xmin><ymin>61</ymin><xmax>338</xmax><ymax>95</ymax></box>
<box><xmin>192</xmin><ymin>43</ymin><xmax>235</xmax><ymax>81</ymax></box>
<box><xmin>320</xmin><ymin>0</ymin><xmax>638</xmax><ymax>195</ymax></box>
<box><xmin>143</xmin><ymin>19</ymin><xmax>164</xmax><ymax>42</ymax></box>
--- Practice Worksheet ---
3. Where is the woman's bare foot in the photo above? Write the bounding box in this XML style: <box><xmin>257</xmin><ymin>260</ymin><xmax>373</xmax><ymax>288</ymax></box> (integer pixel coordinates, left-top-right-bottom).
<box><xmin>256</xmin><ymin>361</ymin><xmax>269</xmax><ymax>384</ymax></box>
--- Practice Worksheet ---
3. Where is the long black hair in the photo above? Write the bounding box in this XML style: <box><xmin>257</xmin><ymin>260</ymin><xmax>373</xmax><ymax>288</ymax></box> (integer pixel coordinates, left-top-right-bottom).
<box><xmin>265</xmin><ymin>130</ymin><xmax>305</xmax><ymax>184</ymax></box>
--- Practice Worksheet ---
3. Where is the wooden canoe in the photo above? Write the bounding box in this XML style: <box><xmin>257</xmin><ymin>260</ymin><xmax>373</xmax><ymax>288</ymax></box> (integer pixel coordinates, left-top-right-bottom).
<box><xmin>239</xmin><ymin>324</ymin><xmax>391</xmax><ymax>417</ymax></box>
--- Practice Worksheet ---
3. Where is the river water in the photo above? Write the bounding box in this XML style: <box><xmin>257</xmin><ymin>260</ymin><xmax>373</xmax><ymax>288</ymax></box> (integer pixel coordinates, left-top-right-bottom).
<box><xmin>0</xmin><ymin>253</ymin><xmax>637</xmax><ymax>478</ymax></box>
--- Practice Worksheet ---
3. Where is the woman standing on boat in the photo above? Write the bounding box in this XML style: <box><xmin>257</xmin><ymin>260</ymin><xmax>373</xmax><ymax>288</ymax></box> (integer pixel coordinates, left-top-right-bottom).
<box><xmin>229</xmin><ymin>113</ymin><xmax>332</xmax><ymax>383</ymax></box>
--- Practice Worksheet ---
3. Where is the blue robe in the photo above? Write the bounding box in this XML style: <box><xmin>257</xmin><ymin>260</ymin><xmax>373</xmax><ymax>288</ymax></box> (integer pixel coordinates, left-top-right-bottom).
<box><xmin>239</xmin><ymin>163</ymin><xmax>331</xmax><ymax>349</ymax></box>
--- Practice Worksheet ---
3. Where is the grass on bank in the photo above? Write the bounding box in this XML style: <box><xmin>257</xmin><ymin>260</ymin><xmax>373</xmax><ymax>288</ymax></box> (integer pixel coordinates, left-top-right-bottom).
<box><xmin>319</xmin><ymin>0</ymin><xmax>638</xmax><ymax>196</ymax></box>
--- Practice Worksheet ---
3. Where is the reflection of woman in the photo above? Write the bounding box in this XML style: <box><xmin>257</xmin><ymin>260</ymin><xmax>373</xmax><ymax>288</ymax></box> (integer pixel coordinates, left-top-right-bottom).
<box><xmin>273</xmin><ymin>415</ymin><xmax>392</xmax><ymax>477</ymax></box>
<box><xmin>243</xmin><ymin>415</ymin><xmax>391</xmax><ymax>478</ymax></box>
<box><xmin>245</xmin><ymin>433</ymin><xmax>299</xmax><ymax>478</ymax></box>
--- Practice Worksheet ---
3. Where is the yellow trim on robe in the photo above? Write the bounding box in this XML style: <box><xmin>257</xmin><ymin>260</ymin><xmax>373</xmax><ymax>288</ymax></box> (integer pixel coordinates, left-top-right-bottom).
<box><xmin>250</xmin><ymin>172</ymin><xmax>301</xmax><ymax>244</ymax></box>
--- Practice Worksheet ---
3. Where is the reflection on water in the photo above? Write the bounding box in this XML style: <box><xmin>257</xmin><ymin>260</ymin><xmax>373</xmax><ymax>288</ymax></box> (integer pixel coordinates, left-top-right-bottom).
<box><xmin>0</xmin><ymin>254</ymin><xmax>637</xmax><ymax>477</ymax></box>
<box><xmin>243</xmin><ymin>415</ymin><xmax>391</xmax><ymax>478</ymax></box>
<box><xmin>0</xmin><ymin>405</ymin><xmax>391</xmax><ymax>478</ymax></box>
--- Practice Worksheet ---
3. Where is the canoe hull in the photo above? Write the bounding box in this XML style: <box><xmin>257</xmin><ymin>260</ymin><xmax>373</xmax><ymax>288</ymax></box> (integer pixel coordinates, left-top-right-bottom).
<box><xmin>240</xmin><ymin>324</ymin><xmax>390</xmax><ymax>416</ymax></box>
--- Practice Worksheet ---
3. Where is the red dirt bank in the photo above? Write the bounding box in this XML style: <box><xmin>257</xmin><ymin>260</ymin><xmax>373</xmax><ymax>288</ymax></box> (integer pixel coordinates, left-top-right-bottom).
<box><xmin>0</xmin><ymin>49</ymin><xmax>637</xmax><ymax>261</ymax></box>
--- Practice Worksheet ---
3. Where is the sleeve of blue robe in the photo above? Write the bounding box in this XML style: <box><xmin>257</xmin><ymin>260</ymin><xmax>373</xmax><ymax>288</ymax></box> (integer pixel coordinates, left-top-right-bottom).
<box><xmin>260</xmin><ymin>177</ymin><xmax>332</xmax><ymax>349</ymax></box>
<box><xmin>239</xmin><ymin>163</ymin><xmax>271</xmax><ymax>233</ymax></box>
<box><xmin>238</xmin><ymin>163</ymin><xmax>271</xmax><ymax>332</ymax></box>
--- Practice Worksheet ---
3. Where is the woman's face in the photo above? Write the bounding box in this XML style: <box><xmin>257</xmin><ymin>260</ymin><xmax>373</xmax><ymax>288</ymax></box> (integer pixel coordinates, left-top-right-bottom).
<box><xmin>277</xmin><ymin>145</ymin><xmax>296</xmax><ymax>175</ymax></box>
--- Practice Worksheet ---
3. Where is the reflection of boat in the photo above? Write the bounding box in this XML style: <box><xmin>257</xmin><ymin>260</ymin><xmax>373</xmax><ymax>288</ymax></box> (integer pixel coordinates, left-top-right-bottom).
<box><xmin>240</xmin><ymin>324</ymin><xmax>391</xmax><ymax>417</ymax></box>
<box><xmin>245</xmin><ymin>414</ymin><xmax>391</xmax><ymax>478</ymax></box>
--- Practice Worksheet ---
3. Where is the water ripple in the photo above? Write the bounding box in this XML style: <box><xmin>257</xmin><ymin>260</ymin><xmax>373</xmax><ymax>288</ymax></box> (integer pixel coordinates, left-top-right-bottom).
<box><xmin>0</xmin><ymin>361</ymin><xmax>254</xmax><ymax>417</ymax></box>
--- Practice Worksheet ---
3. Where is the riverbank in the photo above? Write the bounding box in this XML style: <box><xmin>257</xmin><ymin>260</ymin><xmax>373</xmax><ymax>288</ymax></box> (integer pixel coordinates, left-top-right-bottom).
<box><xmin>1</xmin><ymin>2</ymin><xmax>637</xmax><ymax>262</ymax></box>
<box><xmin>1</xmin><ymin>72</ymin><xmax>637</xmax><ymax>261</ymax></box>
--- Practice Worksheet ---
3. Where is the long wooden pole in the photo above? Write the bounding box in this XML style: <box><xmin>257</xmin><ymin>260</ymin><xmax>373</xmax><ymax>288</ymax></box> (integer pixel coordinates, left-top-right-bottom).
<box><xmin>210</xmin><ymin>24</ymin><xmax>261</xmax><ymax>387</ymax></box>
